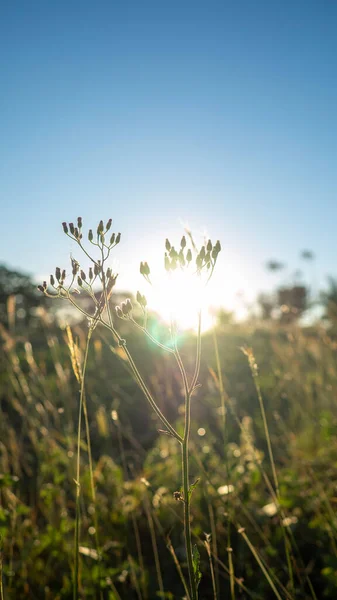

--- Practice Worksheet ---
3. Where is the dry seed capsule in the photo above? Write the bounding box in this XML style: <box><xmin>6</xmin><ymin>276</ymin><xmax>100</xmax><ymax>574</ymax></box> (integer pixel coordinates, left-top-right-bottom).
<box><xmin>106</xmin><ymin>267</ymin><xmax>112</xmax><ymax>279</ymax></box>
<box><xmin>37</xmin><ymin>285</ymin><xmax>45</xmax><ymax>293</ymax></box>
<box><xmin>72</xmin><ymin>261</ymin><xmax>78</xmax><ymax>276</ymax></box>
<box><xmin>125</xmin><ymin>299</ymin><xmax>133</xmax><ymax>313</ymax></box>
<box><xmin>140</xmin><ymin>262</ymin><xmax>144</xmax><ymax>275</ymax></box>
<box><xmin>144</xmin><ymin>262</ymin><xmax>150</xmax><ymax>276</ymax></box>
<box><xmin>165</xmin><ymin>239</ymin><xmax>171</xmax><ymax>252</ymax></box>
<box><xmin>186</xmin><ymin>249</ymin><xmax>192</xmax><ymax>262</ymax></box>
<box><xmin>74</xmin><ymin>227</ymin><xmax>79</xmax><ymax>239</ymax></box>
<box><xmin>77</xmin><ymin>217</ymin><xmax>82</xmax><ymax>229</ymax></box>
<box><xmin>115</xmin><ymin>232</ymin><xmax>121</xmax><ymax>244</ymax></box>
<box><xmin>196</xmin><ymin>255</ymin><xmax>202</xmax><ymax>269</ymax></box>
<box><xmin>110</xmin><ymin>233</ymin><xmax>115</xmax><ymax>245</ymax></box>
<box><xmin>121</xmin><ymin>301</ymin><xmax>128</xmax><ymax>316</ymax></box>
<box><xmin>180</xmin><ymin>236</ymin><xmax>186</xmax><ymax>249</ymax></box>
<box><xmin>207</xmin><ymin>239</ymin><xmax>212</xmax><ymax>252</ymax></box>
<box><xmin>94</xmin><ymin>263</ymin><xmax>100</xmax><ymax>276</ymax></box>
<box><xmin>61</xmin><ymin>269</ymin><xmax>66</xmax><ymax>281</ymax></box>
<box><xmin>115</xmin><ymin>306</ymin><xmax>123</xmax><ymax>318</ymax></box>
<box><xmin>88</xmin><ymin>229</ymin><xmax>93</xmax><ymax>242</ymax></box>
<box><xmin>55</xmin><ymin>267</ymin><xmax>61</xmax><ymax>281</ymax></box>
<box><xmin>178</xmin><ymin>250</ymin><xmax>185</xmax><ymax>266</ymax></box>
<box><xmin>77</xmin><ymin>276</ymin><xmax>82</xmax><ymax>287</ymax></box>
<box><xmin>97</xmin><ymin>220</ymin><xmax>104</xmax><ymax>234</ymax></box>
<box><xmin>50</xmin><ymin>274</ymin><xmax>55</xmax><ymax>286</ymax></box>
<box><xmin>89</xmin><ymin>267</ymin><xmax>93</xmax><ymax>280</ymax></box>
<box><xmin>107</xmin><ymin>274</ymin><xmax>117</xmax><ymax>293</ymax></box>
<box><xmin>62</xmin><ymin>222</ymin><xmax>68</xmax><ymax>234</ymax></box>
<box><xmin>106</xmin><ymin>218</ymin><xmax>112</xmax><ymax>231</ymax></box>
<box><xmin>69</xmin><ymin>223</ymin><xmax>75</xmax><ymax>235</ymax></box>
<box><xmin>80</xmin><ymin>270</ymin><xmax>86</xmax><ymax>281</ymax></box>
<box><xmin>100</xmin><ymin>233</ymin><xmax>105</xmax><ymax>244</ymax></box>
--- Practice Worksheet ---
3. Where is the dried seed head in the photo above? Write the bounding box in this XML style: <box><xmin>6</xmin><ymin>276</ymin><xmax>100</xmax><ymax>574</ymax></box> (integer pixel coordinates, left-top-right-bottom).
<box><xmin>165</xmin><ymin>239</ymin><xmax>171</xmax><ymax>252</ymax></box>
<box><xmin>106</xmin><ymin>267</ymin><xmax>112</xmax><ymax>279</ymax></box>
<box><xmin>180</xmin><ymin>236</ymin><xmax>186</xmax><ymax>249</ymax></box>
<box><xmin>88</xmin><ymin>229</ymin><xmax>93</xmax><ymax>242</ymax></box>
<box><xmin>121</xmin><ymin>301</ymin><xmax>129</xmax><ymax>316</ymax></box>
<box><xmin>80</xmin><ymin>270</ymin><xmax>86</xmax><ymax>281</ymax></box>
<box><xmin>61</xmin><ymin>269</ymin><xmax>66</xmax><ymax>281</ymax></box>
<box><xmin>110</xmin><ymin>233</ymin><xmax>115</xmax><ymax>245</ymax></box>
<box><xmin>94</xmin><ymin>263</ymin><xmax>100</xmax><ymax>276</ymax></box>
<box><xmin>50</xmin><ymin>274</ymin><xmax>55</xmax><ymax>286</ymax></box>
<box><xmin>107</xmin><ymin>274</ymin><xmax>117</xmax><ymax>294</ymax></box>
<box><xmin>106</xmin><ymin>218</ymin><xmax>112</xmax><ymax>231</ymax></box>
<box><xmin>74</xmin><ymin>227</ymin><xmax>79</xmax><ymax>239</ymax></box>
<box><xmin>173</xmin><ymin>491</ymin><xmax>182</xmax><ymax>501</ymax></box>
<box><xmin>89</xmin><ymin>267</ymin><xmax>93</xmax><ymax>280</ymax></box>
<box><xmin>186</xmin><ymin>249</ymin><xmax>192</xmax><ymax>262</ymax></box>
<box><xmin>55</xmin><ymin>267</ymin><xmax>61</xmax><ymax>282</ymax></box>
<box><xmin>62</xmin><ymin>222</ymin><xmax>68</xmax><ymax>234</ymax></box>
<box><xmin>136</xmin><ymin>291</ymin><xmax>147</xmax><ymax>308</ymax></box>
<box><xmin>115</xmin><ymin>306</ymin><xmax>123</xmax><ymax>319</ymax></box>
<box><xmin>115</xmin><ymin>232</ymin><xmax>121</xmax><ymax>244</ymax></box>
<box><xmin>69</xmin><ymin>223</ymin><xmax>75</xmax><ymax>235</ymax></box>
<box><xmin>100</xmin><ymin>233</ymin><xmax>105</xmax><ymax>244</ymax></box>
<box><xmin>97</xmin><ymin>220</ymin><xmax>104</xmax><ymax>235</ymax></box>
<box><xmin>178</xmin><ymin>249</ymin><xmax>185</xmax><ymax>266</ymax></box>
<box><xmin>77</xmin><ymin>217</ymin><xmax>82</xmax><ymax>229</ymax></box>
<box><xmin>77</xmin><ymin>276</ymin><xmax>83</xmax><ymax>287</ymax></box>
<box><xmin>207</xmin><ymin>239</ymin><xmax>212</xmax><ymax>252</ymax></box>
<box><xmin>37</xmin><ymin>285</ymin><xmax>45</xmax><ymax>293</ymax></box>
<box><xmin>72</xmin><ymin>260</ymin><xmax>79</xmax><ymax>275</ymax></box>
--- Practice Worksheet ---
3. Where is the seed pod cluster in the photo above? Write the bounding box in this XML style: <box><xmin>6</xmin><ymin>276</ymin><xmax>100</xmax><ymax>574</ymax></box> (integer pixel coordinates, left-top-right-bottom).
<box><xmin>164</xmin><ymin>236</ymin><xmax>193</xmax><ymax>272</ymax></box>
<box><xmin>62</xmin><ymin>217</ymin><xmax>121</xmax><ymax>249</ymax></box>
<box><xmin>195</xmin><ymin>239</ymin><xmax>221</xmax><ymax>273</ymax></box>
<box><xmin>136</xmin><ymin>291</ymin><xmax>147</xmax><ymax>309</ymax></box>
<box><xmin>115</xmin><ymin>298</ymin><xmax>133</xmax><ymax>319</ymax></box>
<box><xmin>140</xmin><ymin>262</ymin><xmax>151</xmax><ymax>283</ymax></box>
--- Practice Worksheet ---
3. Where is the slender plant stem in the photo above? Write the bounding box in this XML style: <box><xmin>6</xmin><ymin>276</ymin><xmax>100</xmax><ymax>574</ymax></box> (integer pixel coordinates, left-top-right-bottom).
<box><xmin>73</xmin><ymin>329</ymin><xmax>91</xmax><ymax>600</ymax></box>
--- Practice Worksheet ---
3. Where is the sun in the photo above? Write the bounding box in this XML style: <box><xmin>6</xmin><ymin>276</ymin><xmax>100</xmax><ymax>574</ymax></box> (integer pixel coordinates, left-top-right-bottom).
<box><xmin>141</xmin><ymin>258</ymin><xmax>227</xmax><ymax>332</ymax></box>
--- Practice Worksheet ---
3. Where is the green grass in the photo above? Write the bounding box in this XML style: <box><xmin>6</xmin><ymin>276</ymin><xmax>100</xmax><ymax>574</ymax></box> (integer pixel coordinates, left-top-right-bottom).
<box><xmin>1</xmin><ymin>219</ymin><xmax>337</xmax><ymax>598</ymax></box>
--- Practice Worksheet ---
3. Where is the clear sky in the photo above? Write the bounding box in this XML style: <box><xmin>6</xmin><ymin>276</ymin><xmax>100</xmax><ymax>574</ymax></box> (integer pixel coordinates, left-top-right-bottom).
<box><xmin>1</xmin><ymin>1</ymin><xmax>337</xmax><ymax>315</ymax></box>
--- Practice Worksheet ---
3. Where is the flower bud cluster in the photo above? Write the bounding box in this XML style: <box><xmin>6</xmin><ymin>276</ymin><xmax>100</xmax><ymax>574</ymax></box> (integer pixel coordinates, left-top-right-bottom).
<box><xmin>115</xmin><ymin>298</ymin><xmax>133</xmax><ymax>319</ymax></box>
<box><xmin>136</xmin><ymin>291</ymin><xmax>147</xmax><ymax>309</ymax></box>
<box><xmin>195</xmin><ymin>239</ymin><xmax>221</xmax><ymax>273</ymax></box>
<box><xmin>164</xmin><ymin>236</ymin><xmax>193</xmax><ymax>272</ymax></box>
<box><xmin>140</xmin><ymin>261</ymin><xmax>151</xmax><ymax>283</ymax></box>
<box><xmin>62</xmin><ymin>217</ymin><xmax>121</xmax><ymax>249</ymax></box>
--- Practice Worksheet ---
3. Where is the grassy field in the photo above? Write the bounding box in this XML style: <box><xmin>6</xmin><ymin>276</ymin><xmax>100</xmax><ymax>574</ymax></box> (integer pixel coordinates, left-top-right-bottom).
<box><xmin>1</xmin><ymin>308</ymin><xmax>337</xmax><ymax>599</ymax></box>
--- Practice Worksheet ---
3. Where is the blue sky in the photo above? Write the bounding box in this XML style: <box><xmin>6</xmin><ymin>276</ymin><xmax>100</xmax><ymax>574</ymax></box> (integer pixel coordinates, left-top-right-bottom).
<box><xmin>1</xmin><ymin>1</ymin><xmax>337</xmax><ymax>313</ymax></box>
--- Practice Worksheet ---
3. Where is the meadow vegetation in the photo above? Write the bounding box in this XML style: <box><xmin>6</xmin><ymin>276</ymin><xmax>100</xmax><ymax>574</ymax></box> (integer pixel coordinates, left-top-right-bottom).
<box><xmin>1</xmin><ymin>220</ymin><xmax>337</xmax><ymax>599</ymax></box>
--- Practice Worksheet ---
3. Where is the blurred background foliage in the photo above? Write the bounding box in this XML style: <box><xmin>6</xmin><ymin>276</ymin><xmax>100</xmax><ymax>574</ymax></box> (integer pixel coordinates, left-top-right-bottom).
<box><xmin>2</xmin><ymin>262</ymin><xmax>337</xmax><ymax>598</ymax></box>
